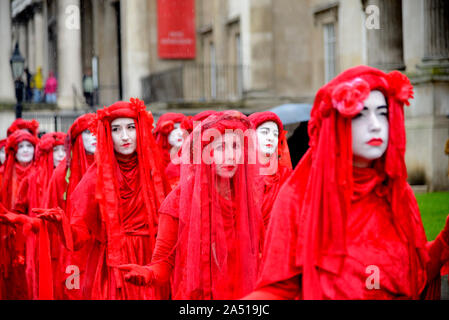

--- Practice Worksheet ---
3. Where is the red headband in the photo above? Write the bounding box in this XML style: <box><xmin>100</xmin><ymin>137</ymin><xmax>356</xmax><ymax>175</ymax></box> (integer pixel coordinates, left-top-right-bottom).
<box><xmin>6</xmin><ymin>130</ymin><xmax>39</xmax><ymax>155</ymax></box>
<box><xmin>248</xmin><ymin>111</ymin><xmax>284</xmax><ymax>132</ymax></box>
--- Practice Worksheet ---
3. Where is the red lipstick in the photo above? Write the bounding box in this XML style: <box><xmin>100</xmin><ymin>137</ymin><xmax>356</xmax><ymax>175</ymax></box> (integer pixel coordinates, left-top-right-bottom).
<box><xmin>367</xmin><ymin>138</ymin><xmax>383</xmax><ymax>146</ymax></box>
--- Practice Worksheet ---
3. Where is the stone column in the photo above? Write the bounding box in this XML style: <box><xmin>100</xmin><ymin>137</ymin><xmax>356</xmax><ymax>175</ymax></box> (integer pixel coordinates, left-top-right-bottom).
<box><xmin>363</xmin><ymin>0</ymin><xmax>405</xmax><ymax>71</ymax></box>
<box><xmin>57</xmin><ymin>0</ymin><xmax>83</xmax><ymax>109</ymax></box>
<box><xmin>92</xmin><ymin>0</ymin><xmax>120</xmax><ymax>106</ymax></box>
<box><xmin>34</xmin><ymin>4</ymin><xmax>46</xmax><ymax>77</ymax></box>
<box><xmin>120</xmin><ymin>0</ymin><xmax>151</xmax><ymax>100</ymax></box>
<box><xmin>27</xmin><ymin>16</ymin><xmax>36</xmax><ymax>72</ymax></box>
<box><xmin>249</xmin><ymin>0</ymin><xmax>274</xmax><ymax>93</ymax></box>
<box><xmin>422</xmin><ymin>0</ymin><xmax>449</xmax><ymax>63</ymax></box>
<box><xmin>0</xmin><ymin>0</ymin><xmax>15</xmax><ymax>103</ymax></box>
<box><xmin>18</xmin><ymin>22</ymin><xmax>27</xmax><ymax>60</ymax></box>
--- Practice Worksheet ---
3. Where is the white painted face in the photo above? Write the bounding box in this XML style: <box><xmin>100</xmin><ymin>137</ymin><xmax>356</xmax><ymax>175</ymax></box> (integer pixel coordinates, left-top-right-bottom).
<box><xmin>16</xmin><ymin>140</ymin><xmax>34</xmax><ymax>164</ymax></box>
<box><xmin>256</xmin><ymin>121</ymin><xmax>279</xmax><ymax>157</ymax></box>
<box><xmin>53</xmin><ymin>145</ymin><xmax>66</xmax><ymax>168</ymax></box>
<box><xmin>212</xmin><ymin>132</ymin><xmax>243</xmax><ymax>179</ymax></box>
<box><xmin>0</xmin><ymin>146</ymin><xmax>5</xmax><ymax>165</ymax></box>
<box><xmin>168</xmin><ymin>123</ymin><xmax>184</xmax><ymax>148</ymax></box>
<box><xmin>351</xmin><ymin>90</ymin><xmax>389</xmax><ymax>167</ymax></box>
<box><xmin>110</xmin><ymin>118</ymin><xmax>137</xmax><ymax>156</ymax></box>
<box><xmin>82</xmin><ymin>130</ymin><xmax>97</xmax><ymax>155</ymax></box>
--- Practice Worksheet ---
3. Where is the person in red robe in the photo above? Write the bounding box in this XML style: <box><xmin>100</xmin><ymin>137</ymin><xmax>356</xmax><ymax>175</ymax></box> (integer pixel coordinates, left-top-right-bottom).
<box><xmin>248</xmin><ymin>112</ymin><xmax>292</xmax><ymax>228</ymax></box>
<box><xmin>0</xmin><ymin>129</ymin><xmax>39</xmax><ymax>300</ymax></box>
<box><xmin>243</xmin><ymin>66</ymin><xmax>449</xmax><ymax>300</ymax></box>
<box><xmin>119</xmin><ymin>111</ymin><xmax>264</xmax><ymax>300</ymax></box>
<box><xmin>153</xmin><ymin>113</ymin><xmax>186</xmax><ymax>171</ymax></box>
<box><xmin>38</xmin><ymin>99</ymin><xmax>171</xmax><ymax>300</ymax></box>
<box><xmin>7</xmin><ymin>132</ymin><xmax>66</xmax><ymax>300</ymax></box>
<box><xmin>42</xmin><ymin>113</ymin><xmax>96</xmax><ymax>300</ymax></box>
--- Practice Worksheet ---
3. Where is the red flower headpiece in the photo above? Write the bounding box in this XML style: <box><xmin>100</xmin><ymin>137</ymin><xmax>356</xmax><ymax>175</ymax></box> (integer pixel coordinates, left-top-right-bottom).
<box><xmin>331</xmin><ymin>78</ymin><xmax>371</xmax><ymax>117</ymax></box>
<box><xmin>7</xmin><ymin>119</ymin><xmax>40</xmax><ymax>137</ymax></box>
<box><xmin>387</xmin><ymin>71</ymin><xmax>414</xmax><ymax>106</ymax></box>
<box><xmin>36</xmin><ymin>132</ymin><xmax>66</xmax><ymax>160</ymax></box>
<box><xmin>6</xmin><ymin>130</ymin><xmax>39</xmax><ymax>154</ymax></box>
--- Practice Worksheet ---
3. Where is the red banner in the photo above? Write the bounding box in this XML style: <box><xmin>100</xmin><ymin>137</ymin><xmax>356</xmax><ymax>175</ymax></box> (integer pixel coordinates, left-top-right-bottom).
<box><xmin>158</xmin><ymin>0</ymin><xmax>196</xmax><ymax>59</ymax></box>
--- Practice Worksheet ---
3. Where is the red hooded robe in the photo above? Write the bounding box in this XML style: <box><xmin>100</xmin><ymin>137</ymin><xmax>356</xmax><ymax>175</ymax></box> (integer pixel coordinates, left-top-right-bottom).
<box><xmin>12</xmin><ymin>131</ymin><xmax>66</xmax><ymax>300</ymax></box>
<box><xmin>65</xmin><ymin>99</ymin><xmax>171</xmax><ymax>300</ymax></box>
<box><xmin>0</xmin><ymin>130</ymin><xmax>39</xmax><ymax>300</ymax></box>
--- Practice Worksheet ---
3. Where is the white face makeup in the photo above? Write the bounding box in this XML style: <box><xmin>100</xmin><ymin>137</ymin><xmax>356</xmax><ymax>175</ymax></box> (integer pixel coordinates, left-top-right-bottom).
<box><xmin>168</xmin><ymin>123</ymin><xmax>184</xmax><ymax>148</ymax></box>
<box><xmin>212</xmin><ymin>132</ymin><xmax>243</xmax><ymax>179</ymax></box>
<box><xmin>53</xmin><ymin>145</ymin><xmax>66</xmax><ymax>168</ymax></box>
<box><xmin>351</xmin><ymin>90</ymin><xmax>389</xmax><ymax>168</ymax></box>
<box><xmin>82</xmin><ymin>130</ymin><xmax>97</xmax><ymax>155</ymax></box>
<box><xmin>0</xmin><ymin>146</ymin><xmax>5</xmax><ymax>165</ymax></box>
<box><xmin>16</xmin><ymin>140</ymin><xmax>34</xmax><ymax>164</ymax></box>
<box><xmin>256</xmin><ymin>121</ymin><xmax>279</xmax><ymax>157</ymax></box>
<box><xmin>111</xmin><ymin>118</ymin><xmax>137</xmax><ymax>156</ymax></box>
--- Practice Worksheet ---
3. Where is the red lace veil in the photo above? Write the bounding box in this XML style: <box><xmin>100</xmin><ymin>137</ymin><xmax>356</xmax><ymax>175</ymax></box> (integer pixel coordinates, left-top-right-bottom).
<box><xmin>257</xmin><ymin>66</ymin><xmax>428</xmax><ymax>299</ymax></box>
<box><xmin>90</xmin><ymin>98</ymin><xmax>171</xmax><ymax>268</ymax></box>
<box><xmin>160</xmin><ymin>111</ymin><xmax>263</xmax><ymax>299</ymax></box>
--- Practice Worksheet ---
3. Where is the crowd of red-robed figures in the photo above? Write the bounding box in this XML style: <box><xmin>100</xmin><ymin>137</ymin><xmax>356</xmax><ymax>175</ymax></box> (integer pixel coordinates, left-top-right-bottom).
<box><xmin>0</xmin><ymin>66</ymin><xmax>448</xmax><ymax>301</ymax></box>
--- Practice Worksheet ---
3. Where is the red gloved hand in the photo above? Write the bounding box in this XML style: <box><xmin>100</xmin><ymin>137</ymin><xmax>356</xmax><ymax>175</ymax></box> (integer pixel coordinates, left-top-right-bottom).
<box><xmin>119</xmin><ymin>262</ymin><xmax>171</xmax><ymax>287</ymax></box>
<box><xmin>33</xmin><ymin>207</ymin><xmax>63</xmax><ymax>224</ymax></box>
<box><xmin>0</xmin><ymin>213</ymin><xmax>18</xmax><ymax>228</ymax></box>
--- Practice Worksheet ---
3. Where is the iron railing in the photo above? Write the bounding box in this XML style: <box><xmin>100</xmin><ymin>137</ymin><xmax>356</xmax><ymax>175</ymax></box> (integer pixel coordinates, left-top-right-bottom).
<box><xmin>142</xmin><ymin>64</ymin><xmax>248</xmax><ymax>103</ymax></box>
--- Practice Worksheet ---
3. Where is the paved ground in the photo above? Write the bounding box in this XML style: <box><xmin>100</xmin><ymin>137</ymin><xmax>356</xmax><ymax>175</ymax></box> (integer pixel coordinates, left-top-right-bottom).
<box><xmin>442</xmin><ymin>275</ymin><xmax>449</xmax><ymax>300</ymax></box>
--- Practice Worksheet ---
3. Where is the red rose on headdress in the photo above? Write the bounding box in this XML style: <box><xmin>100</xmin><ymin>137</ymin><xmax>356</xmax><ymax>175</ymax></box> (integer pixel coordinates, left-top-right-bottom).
<box><xmin>129</xmin><ymin>97</ymin><xmax>146</xmax><ymax>113</ymax></box>
<box><xmin>387</xmin><ymin>71</ymin><xmax>414</xmax><ymax>106</ymax></box>
<box><xmin>331</xmin><ymin>78</ymin><xmax>370</xmax><ymax>117</ymax></box>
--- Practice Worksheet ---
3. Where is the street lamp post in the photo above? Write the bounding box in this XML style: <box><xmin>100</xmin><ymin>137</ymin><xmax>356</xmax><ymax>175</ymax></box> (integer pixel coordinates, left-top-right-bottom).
<box><xmin>10</xmin><ymin>43</ymin><xmax>25</xmax><ymax>119</ymax></box>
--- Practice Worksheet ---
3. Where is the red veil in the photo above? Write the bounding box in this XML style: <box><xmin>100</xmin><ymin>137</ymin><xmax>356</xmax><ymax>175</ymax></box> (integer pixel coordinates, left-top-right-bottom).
<box><xmin>256</xmin><ymin>66</ymin><xmax>430</xmax><ymax>299</ymax></box>
<box><xmin>153</xmin><ymin>113</ymin><xmax>186</xmax><ymax>169</ymax></box>
<box><xmin>248</xmin><ymin>112</ymin><xmax>293</xmax><ymax>227</ymax></box>
<box><xmin>158</xmin><ymin>111</ymin><xmax>263</xmax><ymax>299</ymax></box>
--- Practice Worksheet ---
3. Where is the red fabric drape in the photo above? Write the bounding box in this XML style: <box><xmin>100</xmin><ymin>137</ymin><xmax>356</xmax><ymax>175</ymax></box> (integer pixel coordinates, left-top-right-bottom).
<box><xmin>255</xmin><ymin>66</ymin><xmax>433</xmax><ymax>300</ymax></box>
<box><xmin>155</xmin><ymin>111</ymin><xmax>264</xmax><ymax>299</ymax></box>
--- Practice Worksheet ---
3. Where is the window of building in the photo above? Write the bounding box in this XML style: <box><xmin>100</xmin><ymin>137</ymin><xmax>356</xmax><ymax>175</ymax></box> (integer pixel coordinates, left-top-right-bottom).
<box><xmin>323</xmin><ymin>23</ymin><xmax>336</xmax><ymax>83</ymax></box>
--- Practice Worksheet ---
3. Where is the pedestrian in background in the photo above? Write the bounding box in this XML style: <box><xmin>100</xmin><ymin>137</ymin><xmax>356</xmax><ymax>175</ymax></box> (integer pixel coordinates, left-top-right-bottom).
<box><xmin>44</xmin><ymin>71</ymin><xmax>58</xmax><ymax>104</ymax></box>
